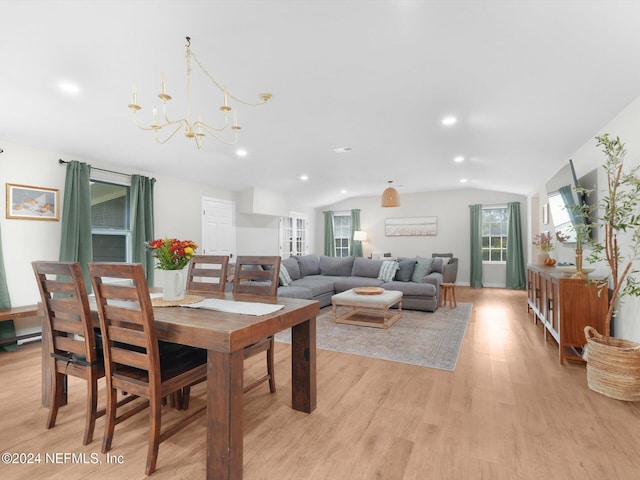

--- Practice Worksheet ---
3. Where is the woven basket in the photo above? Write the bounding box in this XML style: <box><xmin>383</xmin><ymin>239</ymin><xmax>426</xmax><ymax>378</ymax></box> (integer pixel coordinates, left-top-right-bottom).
<box><xmin>583</xmin><ymin>326</ymin><xmax>640</xmax><ymax>402</ymax></box>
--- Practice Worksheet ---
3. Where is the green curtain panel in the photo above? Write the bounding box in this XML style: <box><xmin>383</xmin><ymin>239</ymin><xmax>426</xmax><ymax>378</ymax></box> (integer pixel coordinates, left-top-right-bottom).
<box><xmin>130</xmin><ymin>174</ymin><xmax>156</xmax><ymax>284</ymax></box>
<box><xmin>323</xmin><ymin>211</ymin><xmax>335</xmax><ymax>257</ymax></box>
<box><xmin>0</xmin><ymin>222</ymin><xmax>17</xmax><ymax>352</ymax></box>
<box><xmin>350</xmin><ymin>208</ymin><xmax>363</xmax><ymax>257</ymax></box>
<box><xmin>506</xmin><ymin>202</ymin><xmax>526</xmax><ymax>290</ymax></box>
<box><xmin>469</xmin><ymin>204</ymin><xmax>483</xmax><ymax>288</ymax></box>
<box><xmin>59</xmin><ymin>161</ymin><xmax>93</xmax><ymax>290</ymax></box>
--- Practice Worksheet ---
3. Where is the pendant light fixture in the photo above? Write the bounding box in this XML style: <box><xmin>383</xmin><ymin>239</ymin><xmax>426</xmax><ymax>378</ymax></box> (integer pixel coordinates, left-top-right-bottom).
<box><xmin>381</xmin><ymin>181</ymin><xmax>400</xmax><ymax>207</ymax></box>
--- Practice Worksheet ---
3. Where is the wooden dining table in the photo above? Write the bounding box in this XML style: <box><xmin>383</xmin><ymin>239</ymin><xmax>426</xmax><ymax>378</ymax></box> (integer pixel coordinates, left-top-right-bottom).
<box><xmin>41</xmin><ymin>290</ymin><xmax>319</xmax><ymax>479</ymax></box>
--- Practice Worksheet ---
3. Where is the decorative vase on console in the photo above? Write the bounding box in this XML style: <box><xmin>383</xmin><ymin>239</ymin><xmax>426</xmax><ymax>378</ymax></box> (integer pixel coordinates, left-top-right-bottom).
<box><xmin>533</xmin><ymin>232</ymin><xmax>555</xmax><ymax>266</ymax></box>
<box><xmin>146</xmin><ymin>237</ymin><xmax>198</xmax><ymax>301</ymax></box>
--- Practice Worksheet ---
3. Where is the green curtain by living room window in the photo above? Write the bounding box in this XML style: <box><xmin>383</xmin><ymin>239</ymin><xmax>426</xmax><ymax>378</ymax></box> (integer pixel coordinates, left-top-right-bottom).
<box><xmin>506</xmin><ymin>201</ymin><xmax>526</xmax><ymax>290</ymax></box>
<box><xmin>130</xmin><ymin>174</ymin><xmax>156</xmax><ymax>285</ymax></box>
<box><xmin>59</xmin><ymin>160</ymin><xmax>93</xmax><ymax>290</ymax></box>
<box><xmin>350</xmin><ymin>208</ymin><xmax>363</xmax><ymax>257</ymax></box>
<box><xmin>323</xmin><ymin>210</ymin><xmax>335</xmax><ymax>257</ymax></box>
<box><xmin>469</xmin><ymin>204</ymin><xmax>483</xmax><ymax>288</ymax></box>
<box><xmin>0</xmin><ymin>222</ymin><xmax>17</xmax><ymax>352</ymax></box>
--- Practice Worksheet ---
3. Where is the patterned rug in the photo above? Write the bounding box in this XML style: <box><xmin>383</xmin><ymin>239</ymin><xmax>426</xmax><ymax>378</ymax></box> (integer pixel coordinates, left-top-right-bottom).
<box><xmin>275</xmin><ymin>302</ymin><xmax>472</xmax><ymax>371</ymax></box>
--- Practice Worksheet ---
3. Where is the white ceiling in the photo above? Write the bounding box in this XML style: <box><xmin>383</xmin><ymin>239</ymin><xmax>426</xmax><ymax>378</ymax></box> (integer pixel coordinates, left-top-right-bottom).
<box><xmin>2</xmin><ymin>1</ymin><xmax>640</xmax><ymax>208</ymax></box>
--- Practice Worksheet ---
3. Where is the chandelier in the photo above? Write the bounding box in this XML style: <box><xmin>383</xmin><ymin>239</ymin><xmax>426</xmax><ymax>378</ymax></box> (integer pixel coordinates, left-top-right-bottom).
<box><xmin>127</xmin><ymin>36</ymin><xmax>272</xmax><ymax>148</ymax></box>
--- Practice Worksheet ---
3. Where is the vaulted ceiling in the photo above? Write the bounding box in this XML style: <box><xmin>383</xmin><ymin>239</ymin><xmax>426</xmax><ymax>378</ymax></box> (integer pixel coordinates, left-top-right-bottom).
<box><xmin>2</xmin><ymin>1</ymin><xmax>640</xmax><ymax>207</ymax></box>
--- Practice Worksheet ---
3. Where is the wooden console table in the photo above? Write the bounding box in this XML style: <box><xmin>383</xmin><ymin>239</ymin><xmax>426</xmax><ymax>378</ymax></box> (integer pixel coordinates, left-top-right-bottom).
<box><xmin>527</xmin><ymin>265</ymin><xmax>608</xmax><ymax>363</ymax></box>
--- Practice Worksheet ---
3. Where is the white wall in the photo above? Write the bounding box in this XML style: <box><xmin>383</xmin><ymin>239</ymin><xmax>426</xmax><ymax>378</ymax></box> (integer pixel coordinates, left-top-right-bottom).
<box><xmin>529</xmin><ymin>96</ymin><xmax>640</xmax><ymax>342</ymax></box>
<box><xmin>315</xmin><ymin>188</ymin><xmax>528</xmax><ymax>288</ymax></box>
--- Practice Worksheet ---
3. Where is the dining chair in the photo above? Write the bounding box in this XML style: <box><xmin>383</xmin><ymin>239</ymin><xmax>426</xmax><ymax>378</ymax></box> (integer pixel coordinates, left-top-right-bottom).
<box><xmin>88</xmin><ymin>262</ymin><xmax>207</xmax><ymax>475</ymax></box>
<box><xmin>32</xmin><ymin>261</ymin><xmax>137</xmax><ymax>445</ymax></box>
<box><xmin>233</xmin><ymin>255</ymin><xmax>281</xmax><ymax>393</ymax></box>
<box><xmin>185</xmin><ymin>255</ymin><xmax>229</xmax><ymax>293</ymax></box>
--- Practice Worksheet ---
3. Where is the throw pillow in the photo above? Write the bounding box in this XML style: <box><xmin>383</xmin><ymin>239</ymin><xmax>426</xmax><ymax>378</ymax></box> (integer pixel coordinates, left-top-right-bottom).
<box><xmin>411</xmin><ymin>257</ymin><xmax>434</xmax><ymax>283</ymax></box>
<box><xmin>279</xmin><ymin>265</ymin><xmax>293</xmax><ymax>286</ymax></box>
<box><xmin>431</xmin><ymin>257</ymin><xmax>444</xmax><ymax>274</ymax></box>
<box><xmin>395</xmin><ymin>258</ymin><xmax>417</xmax><ymax>282</ymax></box>
<box><xmin>378</xmin><ymin>260</ymin><xmax>399</xmax><ymax>282</ymax></box>
<box><xmin>282</xmin><ymin>256</ymin><xmax>301</xmax><ymax>280</ymax></box>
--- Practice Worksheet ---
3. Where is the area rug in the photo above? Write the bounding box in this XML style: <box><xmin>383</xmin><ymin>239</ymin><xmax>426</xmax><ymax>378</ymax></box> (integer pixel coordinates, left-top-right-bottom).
<box><xmin>275</xmin><ymin>303</ymin><xmax>472</xmax><ymax>371</ymax></box>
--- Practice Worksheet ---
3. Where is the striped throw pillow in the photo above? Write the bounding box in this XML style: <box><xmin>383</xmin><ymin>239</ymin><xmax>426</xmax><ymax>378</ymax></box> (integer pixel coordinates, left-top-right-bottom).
<box><xmin>377</xmin><ymin>260</ymin><xmax>399</xmax><ymax>282</ymax></box>
<box><xmin>279</xmin><ymin>265</ymin><xmax>293</xmax><ymax>286</ymax></box>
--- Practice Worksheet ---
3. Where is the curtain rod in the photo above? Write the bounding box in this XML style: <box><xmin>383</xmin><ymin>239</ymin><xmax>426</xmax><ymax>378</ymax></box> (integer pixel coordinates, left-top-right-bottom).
<box><xmin>58</xmin><ymin>159</ymin><xmax>130</xmax><ymax>177</ymax></box>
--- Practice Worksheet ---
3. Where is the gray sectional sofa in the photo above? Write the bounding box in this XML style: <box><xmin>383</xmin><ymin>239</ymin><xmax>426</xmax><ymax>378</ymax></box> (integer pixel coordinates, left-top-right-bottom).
<box><xmin>276</xmin><ymin>254</ymin><xmax>458</xmax><ymax>312</ymax></box>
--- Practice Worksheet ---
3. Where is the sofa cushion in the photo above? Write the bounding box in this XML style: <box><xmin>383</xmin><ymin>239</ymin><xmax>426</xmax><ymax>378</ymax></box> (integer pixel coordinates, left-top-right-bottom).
<box><xmin>276</xmin><ymin>285</ymin><xmax>314</xmax><ymax>300</ymax></box>
<box><xmin>320</xmin><ymin>255</ymin><xmax>354</xmax><ymax>276</ymax></box>
<box><xmin>279</xmin><ymin>265</ymin><xmax>293</xmax><ymax>286</ymax></box>
<box><xmin>411</xmin><ymin>256</ymin><xmax>434</xmax><ymax>283</ymax></box>
<box><xmin>289</xmin><ymin>276</ymin><xmax>334</xmax><ymax>296</ymax></box>
<box><xmin>282</xmin><ymin>256</ymin><xmax>301</xmax><ymax>280</ymax></box>
<box><xmin>395</xmin><ymin>258</ymin><xmax>417</xmax><ymax>282</ymax></box>
<box><xmin>378</xmin><ymin>260</ymin><xmax>399</xmax><ymax>282</ymax></box>
<box><xmin>295</xmin><ymin>254</ymin><xmax>320</xmax><ymax>277</ymax></box>
<box><xmin>351</xmin><ymin>257</ymin><xmax>383</xmax><ymax>278</ymax></box>
<box><xmin>381</xmin><ymin>280</ymin><xmax>437</xmax><ymax>297</ymax></box>
<box><xmin>332</xmin><ymin>276</ymin><xmax>384</xmax><ymax>292</ymax></box>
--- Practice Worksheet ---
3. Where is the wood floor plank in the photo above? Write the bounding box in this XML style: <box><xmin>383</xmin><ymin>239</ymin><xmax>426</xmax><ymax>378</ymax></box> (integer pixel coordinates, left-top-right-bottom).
<box><xmin>1</xmin><ymin>287</ymin><xmax>640</xmax><ymax>479</ymax></box>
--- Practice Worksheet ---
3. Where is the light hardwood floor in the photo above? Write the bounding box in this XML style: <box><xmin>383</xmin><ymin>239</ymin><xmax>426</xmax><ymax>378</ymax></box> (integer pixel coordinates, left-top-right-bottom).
<box><xmin>1</xmin><ymin>287</ymin><xmax>639</xmax><ymax>480</ymax></box>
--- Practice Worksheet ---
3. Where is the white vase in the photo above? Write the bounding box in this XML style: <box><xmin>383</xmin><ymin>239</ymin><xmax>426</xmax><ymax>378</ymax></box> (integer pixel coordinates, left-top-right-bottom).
<box><xmin>163</xmin><ymin>269</ymin><xmax>185</xmax><ymax>301</ymax></box>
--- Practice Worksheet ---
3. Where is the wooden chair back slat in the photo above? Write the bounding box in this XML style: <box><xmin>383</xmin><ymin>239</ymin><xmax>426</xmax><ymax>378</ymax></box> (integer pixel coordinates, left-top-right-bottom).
<box><xmin>53</xmin><ymin>335</ymin><xmax>87</xmax><ymax>355</ymax></box>
<box><xmin>107</xmin><ymin>325</ymin><xmax>147</xmax><ymax>348</ymax></box>
<box><xmin>111</xmin><ymin>347</ymin><xmax>149</xmax><ymax>371</ymax></box>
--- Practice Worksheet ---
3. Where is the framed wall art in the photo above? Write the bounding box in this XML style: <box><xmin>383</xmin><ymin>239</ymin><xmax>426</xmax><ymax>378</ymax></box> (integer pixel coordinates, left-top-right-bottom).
<box><xmin>385</xmin><ymin>216</ymin><xmax>437</xmax><ymax>236</ymax></box>
<box><xmin>6</xmin><ymin>183</ymin><xmax>60</xmax><ymax>221</ymax></box>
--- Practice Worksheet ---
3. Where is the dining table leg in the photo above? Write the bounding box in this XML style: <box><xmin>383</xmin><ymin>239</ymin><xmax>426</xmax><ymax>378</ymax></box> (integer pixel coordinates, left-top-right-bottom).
<box><xmin>207</xmin><ymin>348</ymin><xmax>244</xmax><ymax>480</ymax></box>
<box><xmin>291</xmin><ymin>316</ymin><xmax>317</xmax><ymax>413</ymax></box>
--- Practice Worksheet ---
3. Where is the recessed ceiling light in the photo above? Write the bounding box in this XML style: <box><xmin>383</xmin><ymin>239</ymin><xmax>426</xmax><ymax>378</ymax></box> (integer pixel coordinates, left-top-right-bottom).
<box><xmin>333</xmin><ymin>147</ymin><xmax>353</xmax><ymax>153</ymax></box>
<box><xmin>341</xmin><ymin>189</ymin><xmax>347</xmax><ymax>194</ymax></box>
<box><xmin>58</xmin><ymin>82</ymin><xmax>80</xmax><ymax>95</ymax></box>
<box><xmin>442</xmin><ymin>116</ymin><xmax>457</xmax><ymax>126</ymax></box>
<box><xmin>454</xmin><ymin>156</ymin><xmax>465</xmax><ymax>163</ymax></box>
<box><xmin>460</xmin><ymin>178</ymin><xmax>468</xmax><ymax>183</ymax></box>
<box><xmin>300</xmin><ymin>175</ymin><xmax>309</xmax><ymax>181</ymax></box>
<box><xmin>236</xmin><ymin>149</ymin><xmax>248</xmax><ymax>157</ymax></box>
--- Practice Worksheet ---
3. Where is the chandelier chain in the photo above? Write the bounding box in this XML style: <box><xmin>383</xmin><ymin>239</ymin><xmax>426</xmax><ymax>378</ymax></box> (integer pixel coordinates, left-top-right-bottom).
<box><xmin>189</xmin><ymin>49</ymin><xmax>269</xmax><ymax>107</ymax></box>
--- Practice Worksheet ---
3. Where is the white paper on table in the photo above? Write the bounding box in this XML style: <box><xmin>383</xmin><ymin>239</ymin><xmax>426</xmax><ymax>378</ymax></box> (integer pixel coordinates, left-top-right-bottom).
<box><xmin>183</xmin><ymin>298</ymin><xmax>284</xmax><ymax>316</ymax></box>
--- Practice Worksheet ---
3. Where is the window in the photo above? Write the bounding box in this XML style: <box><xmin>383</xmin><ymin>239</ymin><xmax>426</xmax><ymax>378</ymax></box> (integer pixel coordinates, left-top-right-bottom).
<box><xmin>333</xmin><ymin>214</ymin><xmax>351</xmax><ymax>257</ymax></box>
<box><xmin>91</xmin><ymin>179</ymin><xmax>131</xmax><ymax>262</ymax></box>
<box><xmin>481</xmin><ymin>207</ymin><xmax>508</xmax><ymax>262</ymax></box>
<box><xmin>279</xmin><ymin>212</ymin><xmax>309</xmax><ymax>257</ymax></box>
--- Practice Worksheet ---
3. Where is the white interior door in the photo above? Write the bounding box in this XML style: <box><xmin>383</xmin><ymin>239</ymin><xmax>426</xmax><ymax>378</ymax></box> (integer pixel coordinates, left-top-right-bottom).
<box><xmin>202</xmin><ymin>197</ymin><xmax>235</xmax><ymax>259</ymax></box>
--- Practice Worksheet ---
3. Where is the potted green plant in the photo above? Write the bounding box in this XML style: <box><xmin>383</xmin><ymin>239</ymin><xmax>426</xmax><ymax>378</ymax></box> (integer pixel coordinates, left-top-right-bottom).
<box><xmin>582</xmin><ymin>134</ymin><xmax>640</xmax><ymax>401</ymax></box>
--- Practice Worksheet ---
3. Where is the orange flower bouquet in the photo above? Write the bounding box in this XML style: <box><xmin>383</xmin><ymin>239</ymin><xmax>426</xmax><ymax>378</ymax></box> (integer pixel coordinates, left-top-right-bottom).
<box><xmin>146</xmin><ymin>238</ymin><xmax>198</xmax><ymax>270</ymax></box>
